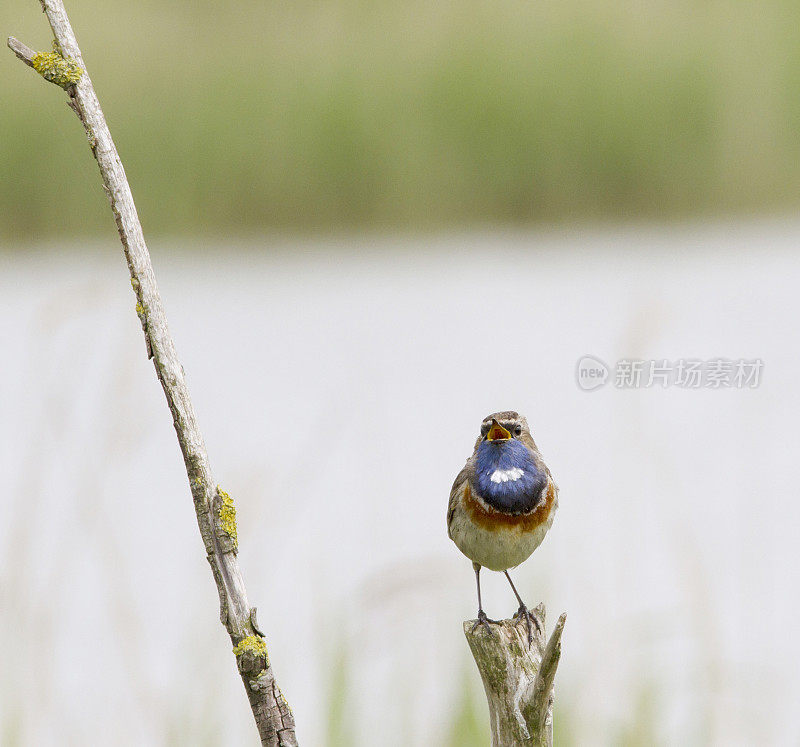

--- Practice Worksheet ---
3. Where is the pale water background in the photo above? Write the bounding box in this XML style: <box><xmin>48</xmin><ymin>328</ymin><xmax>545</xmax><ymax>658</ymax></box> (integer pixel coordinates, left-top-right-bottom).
<box><xmin>2</xmin><ymin>223</ymin><xmax>798</xmax><ymax>745</ymax></box>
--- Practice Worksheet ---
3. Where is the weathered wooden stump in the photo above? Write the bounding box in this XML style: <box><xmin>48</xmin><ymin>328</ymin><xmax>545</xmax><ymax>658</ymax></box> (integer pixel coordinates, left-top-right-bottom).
<box><xmin>464</xmin><ymin>604</ymin><xmax>566</xmax><ymax>747</ymax></box>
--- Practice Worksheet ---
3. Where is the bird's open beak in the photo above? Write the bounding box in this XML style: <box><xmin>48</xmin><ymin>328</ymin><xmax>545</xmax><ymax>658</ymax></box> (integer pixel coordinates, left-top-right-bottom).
<box><xmin>486</xmin><ymin>419</ymin><xmax>512</xmax><ymax>441</ymax></box>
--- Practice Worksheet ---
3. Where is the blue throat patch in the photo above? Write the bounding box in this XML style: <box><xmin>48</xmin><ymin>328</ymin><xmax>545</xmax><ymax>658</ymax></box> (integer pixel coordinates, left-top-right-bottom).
<box><xmin>473</xmin><ymin>439</ymin><xmax>546</xmax><ymax>514</ymax></box>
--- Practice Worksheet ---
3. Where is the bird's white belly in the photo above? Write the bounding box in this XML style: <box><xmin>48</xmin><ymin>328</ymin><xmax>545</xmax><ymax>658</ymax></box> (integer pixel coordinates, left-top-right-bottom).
<box><xmin>449</xmin><ymin>504</ymin><xmax>554</xmax><ymax>571</ymax></box>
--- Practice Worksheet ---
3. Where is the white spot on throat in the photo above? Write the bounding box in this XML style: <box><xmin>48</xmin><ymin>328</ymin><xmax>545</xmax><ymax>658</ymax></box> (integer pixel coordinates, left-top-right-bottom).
<box><xmin>489</xmin><ymin>467</ymin><xmax>524</xmax><ymax>484</ymax></box>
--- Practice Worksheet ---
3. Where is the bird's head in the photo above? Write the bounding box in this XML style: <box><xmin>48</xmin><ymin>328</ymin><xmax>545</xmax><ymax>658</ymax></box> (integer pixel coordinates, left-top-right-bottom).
<box><xmin>478</xmin><ymin>411</ymin><xmax>531</xmax><ymax>444</ymax></box>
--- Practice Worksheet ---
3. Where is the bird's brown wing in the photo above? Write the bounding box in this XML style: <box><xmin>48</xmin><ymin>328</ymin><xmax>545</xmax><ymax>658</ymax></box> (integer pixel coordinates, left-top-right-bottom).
<box><xmin>447</xmin><ymin>463</ymin><xmax>471</xmax><ymax>538</ymax></box>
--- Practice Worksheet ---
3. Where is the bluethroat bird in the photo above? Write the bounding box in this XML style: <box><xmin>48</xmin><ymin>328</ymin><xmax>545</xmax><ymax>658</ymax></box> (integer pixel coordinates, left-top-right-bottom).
<box><xmin>447</xmin><ymin>411</ymin><xmax>558</xmax><ymax>643</ymax></box>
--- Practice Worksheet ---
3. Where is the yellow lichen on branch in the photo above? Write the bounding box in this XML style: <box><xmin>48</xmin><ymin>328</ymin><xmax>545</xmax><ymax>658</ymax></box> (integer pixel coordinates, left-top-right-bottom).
<box><xmin>217</xmin><ymin>487</ymin><xmax>238</xmax><ymax>551</ymax></box>
<box><xmin>31</xmin><ymin>44</ymin><xmax>82</xmax><ymax>88</ymax></box>
<box><xmin>233</xmin><ymin>635</ymin><xmax>268</xmax><ymax>660</ymax></box>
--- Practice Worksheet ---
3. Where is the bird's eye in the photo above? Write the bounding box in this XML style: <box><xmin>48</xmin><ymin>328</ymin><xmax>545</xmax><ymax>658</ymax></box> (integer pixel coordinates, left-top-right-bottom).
<box><xmin>514</xmin><ymin>425</ymin><xmax>522</xmax><ymax>436</ymax></box>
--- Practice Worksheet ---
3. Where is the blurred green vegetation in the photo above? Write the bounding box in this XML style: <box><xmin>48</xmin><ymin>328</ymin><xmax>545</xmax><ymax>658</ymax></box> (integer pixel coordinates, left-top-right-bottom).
<box><xmin>445</xmin><ymin>670</ymin><xmax>488</xmax><ymax>747</ymax></box>
<box><xmin>3</xmin><ymin>0</ymin><xmax>800</xmax><ymax>241</ymax></box>
<box><xmin>325</xmin><ymin>645</ymin><xmax>356</xmax><ymax>747</ymax></box>
<box><xmin>323</xmin><ymin>651</ymin><xmax>664</xmax><ymax>746</ymax></box>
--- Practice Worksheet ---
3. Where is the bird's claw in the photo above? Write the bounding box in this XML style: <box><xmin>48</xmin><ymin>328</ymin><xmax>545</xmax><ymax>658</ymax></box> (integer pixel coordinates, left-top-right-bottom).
<box><xmin>513</xmin><ymin>604</ymin><xmax>541</xmax><ymax>644</ymax></box>
<box><xmin>471</xmin><ymin>609</ymin><xmax>499</xmax><ymax>637</ymax></box>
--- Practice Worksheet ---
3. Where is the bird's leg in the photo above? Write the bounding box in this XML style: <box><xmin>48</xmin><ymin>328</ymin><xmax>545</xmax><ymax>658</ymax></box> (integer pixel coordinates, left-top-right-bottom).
<box><xmin>504</xmin><ymin>570</ymin><xmax>541</xmax><ymax>644</ymax></box>
<box><xmin>470</xmin><ymin>562</ymin><xmax>498</xmax><ymax>636</ymax></box>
